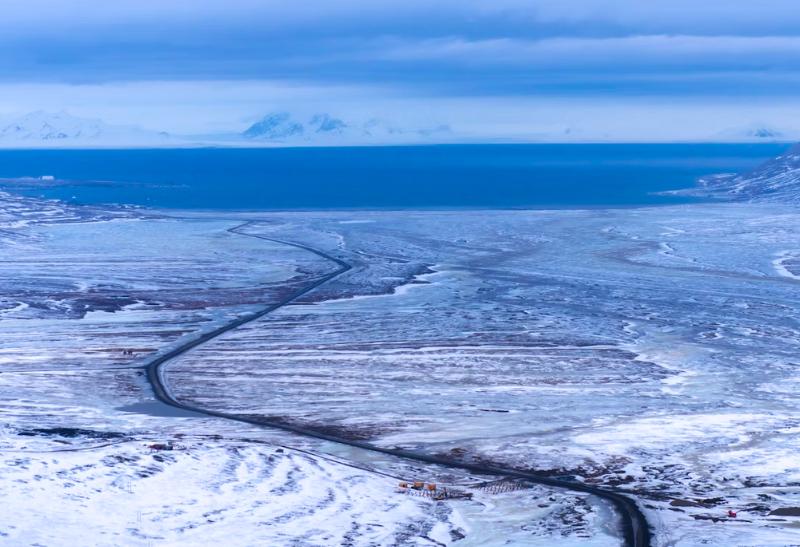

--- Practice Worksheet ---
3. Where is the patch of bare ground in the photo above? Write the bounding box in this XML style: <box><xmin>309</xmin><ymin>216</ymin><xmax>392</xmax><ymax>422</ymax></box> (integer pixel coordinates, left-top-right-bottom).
<box><xmin>237</xmin><ymin>415</ymin><xmax>397</xmax><ymax>442</ymax></box>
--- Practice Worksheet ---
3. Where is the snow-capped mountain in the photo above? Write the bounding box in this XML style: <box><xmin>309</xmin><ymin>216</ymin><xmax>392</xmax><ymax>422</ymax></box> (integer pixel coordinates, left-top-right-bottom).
<box><xmin>0</xmin><ymin>111</ymin><xmax>105</xmax><ymax>141</ymax></box>
<box><xmin>308</xmin><ymin>113</ymin><xmax>348</xmax><ymax>135</ymax></box>
<box><xmin>714</xmin><ymin>123</ymin><xmax>792</xmax><ymax>143</ymax></box>
<box><xmin>683</xmin><ymin>143</ymin><xmax>800</xmax><ymax>203</ymax></box>
<box><xmin>241</xmin><ymin>112</ymin><xmax>304</xmax><ymax>140</ymax></box>
<box><xmin>747</xmin><ymin>127</ymin><xmax>784</xmax><ymax>140</ymax></box>
<box><xmin>0</xmin><ymin>111</ymin><xmax>171</xmax><ymax>147</ymax></box>
<box><xmin>241</xmin><ymin>112</ymin><xmax>450</xmax><ymax>144</ymax></box>
<box><xmin>0</xmin><ymin>110</ymin><xmax>451</xmax><ymax>147</ymax></box>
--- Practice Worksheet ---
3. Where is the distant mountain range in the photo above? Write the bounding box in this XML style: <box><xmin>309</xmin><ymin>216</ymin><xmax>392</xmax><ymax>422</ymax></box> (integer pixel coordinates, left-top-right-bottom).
<box><xmin>714</xmin><ymin>124</ymin><xmax>789</xmax><ymax>143</ymax></box>
<box><xmin>0</xmin><ymin>111</ymin><xmax>451</xmax><ymax>147</ymax></box>
<box><xmin>240</xmin><ymin>112</ymin><xmax>450</xmax><ymax>144</ymax></box>
<box><xmin>677</xmin><ymin>143</ymin><xmax>800</xmax><ymax>203</ymax></box>
<box><xmin>242</xmin><ymin>112</ymin><xmax>305</xmax><ymax>140</ymax></box>
<box><xmin>0</xmin><ymin>111</ymin><xmax>171</xmax><ymax>147</ymax></box>
<box><xmin>0</xmin><ymin>110</ymin><xmax>797</xmax><ymax>150</ymax></box>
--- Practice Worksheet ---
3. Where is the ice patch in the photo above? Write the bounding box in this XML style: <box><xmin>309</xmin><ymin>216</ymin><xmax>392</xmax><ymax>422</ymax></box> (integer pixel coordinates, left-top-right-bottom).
<box><xmin>573</xmin><ymin>413</ymin><xmax>782</xmax><ymax>453</ymax></box>
<box><xmin>772</xmin><ymin>251</ymin><xmax>800</xmax><ymax>280</ymax></box>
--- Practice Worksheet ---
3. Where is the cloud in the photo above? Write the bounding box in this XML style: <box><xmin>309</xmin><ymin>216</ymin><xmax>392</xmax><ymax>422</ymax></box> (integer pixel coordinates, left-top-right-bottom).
<box><xmin>3</xmin><ymin>1</ymin><xmax>800</xmax><ymax>86</ymax></box>
<box><xmin>4</xmin><ymin>0</ymin><xmax>800</xmax><ymax>33</ymax></box>
<box><xmin>370</xmin><ymin>34</ymin><xmax>800</xmax><ymax>72</ymax></box>
<box><xmin>2</xmin><ymin>1</ymin><xmax>800</xmax><ymax>139</ymax></box>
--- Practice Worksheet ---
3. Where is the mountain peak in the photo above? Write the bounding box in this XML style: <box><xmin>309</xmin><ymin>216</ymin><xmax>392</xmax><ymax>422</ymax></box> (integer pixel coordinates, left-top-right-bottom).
<box><xmin>749</xmin><ymin>127</ymin><xmax>783</xmax><ymax>139</ymax></box>
<box><xmin>242</xmin><ymin>113</ymin><xmax>304</xmax><ymax>140</ymax></box>
<box><xmin>241</xmin><ymin>111</ymin><xmax>450</xmax><ymax>144</ymax></box>
<box><xmin>715</xmin><ymin>123</ymin><xmax>789</xmax><ymax>143</ymax></box>
<box><xmin>308</xmin><ymin>114</ymin><xmax>347</xmax><ymax>134</ymax></box>
<box><xmin>0</xmin><ymin>111</ymin><xmax>169</xmax><ymax>147</ymax></box>
<box><xmin>0</xmin><ymin>111</ymin><xmax>105</xmax><ymax>141</ymax></box>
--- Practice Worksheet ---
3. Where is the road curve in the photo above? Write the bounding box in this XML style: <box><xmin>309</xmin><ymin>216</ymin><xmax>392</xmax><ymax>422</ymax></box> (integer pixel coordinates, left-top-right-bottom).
<box><xmin>144</xmin><ymin>221</ymin><xmax>652</xmax><ymax>547</ymax></box>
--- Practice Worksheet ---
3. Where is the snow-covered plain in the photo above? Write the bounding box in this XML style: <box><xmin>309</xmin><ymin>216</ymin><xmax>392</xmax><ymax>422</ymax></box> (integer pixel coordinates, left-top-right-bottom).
<box><xmin>166</xmin><ymin>207</ymin><xmax>800</xmax><ymax>545</ymax></box>
<box><xmin>2</xmin><ymin>190</ymin><xmax>800</xmax><ymax>545</ymax></box>
<box><xmin>0</xmin><ymin>192</ymin><xmax>616</xmax><ymax>546</ymax></box>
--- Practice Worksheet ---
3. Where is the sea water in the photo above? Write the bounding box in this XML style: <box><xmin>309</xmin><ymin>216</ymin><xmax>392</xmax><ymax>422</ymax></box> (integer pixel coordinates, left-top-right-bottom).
<box><xmin>0</xmin><ymin>143</ymin><xmax>788</xmax><ymax>209</ymax></box>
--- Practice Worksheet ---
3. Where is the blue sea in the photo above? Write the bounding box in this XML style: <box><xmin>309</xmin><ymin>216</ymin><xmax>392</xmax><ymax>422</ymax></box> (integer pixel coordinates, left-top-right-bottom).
<box><xmin>0</xmin><ymin>144</ymin><xmax>788</xmax><ymax>209</ymax></box>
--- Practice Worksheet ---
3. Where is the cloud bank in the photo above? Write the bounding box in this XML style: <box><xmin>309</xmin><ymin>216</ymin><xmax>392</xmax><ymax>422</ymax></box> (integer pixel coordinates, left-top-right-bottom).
<box><xmin>1</xmin><ymin>0</ymin><xmax>799</xmax><ymax>141</ymax></box>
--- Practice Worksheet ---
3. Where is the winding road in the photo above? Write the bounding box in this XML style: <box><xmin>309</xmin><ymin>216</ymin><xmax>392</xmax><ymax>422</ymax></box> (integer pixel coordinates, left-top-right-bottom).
<box><xmin>144</xmin><ymin>221</ymin><xmax>652</xmax><ymax>547</ymax></box>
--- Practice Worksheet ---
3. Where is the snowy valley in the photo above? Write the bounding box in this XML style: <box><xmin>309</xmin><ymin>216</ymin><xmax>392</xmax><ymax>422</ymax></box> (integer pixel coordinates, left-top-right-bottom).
<box><xmin>1</xmin><ymin>177</ymin><xmax>799</xmax><ymax>545</ymax></box>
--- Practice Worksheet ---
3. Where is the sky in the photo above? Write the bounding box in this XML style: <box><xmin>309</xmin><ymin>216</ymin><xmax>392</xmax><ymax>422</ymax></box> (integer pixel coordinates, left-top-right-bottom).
<box><xmin>2</xmin><ymin>0</ymin><xmax>800</xmax><ymax>141</ymax></box>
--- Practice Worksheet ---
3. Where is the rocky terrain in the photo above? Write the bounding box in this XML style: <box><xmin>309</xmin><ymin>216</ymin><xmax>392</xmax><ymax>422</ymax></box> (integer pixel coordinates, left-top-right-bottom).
<box><xmin>680</xmin><ymin>143</ymin><xmax>800</xmax><ymax>203</ymax></box>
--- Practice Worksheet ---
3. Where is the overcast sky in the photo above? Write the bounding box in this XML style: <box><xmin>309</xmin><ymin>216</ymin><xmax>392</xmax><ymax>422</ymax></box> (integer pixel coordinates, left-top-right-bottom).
<box><xmin>2</xmin><ymin>0</ymin><xmax>800</xmax><ymax>140</ymax></box>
